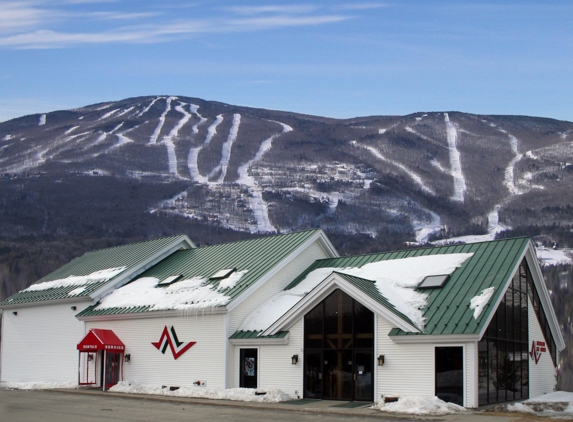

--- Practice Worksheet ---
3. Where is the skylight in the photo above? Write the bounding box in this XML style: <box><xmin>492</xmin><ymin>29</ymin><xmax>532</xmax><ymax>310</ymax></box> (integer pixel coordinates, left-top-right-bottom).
<box><xmin>210</xmin><ymin>268</ymin><xmax>236</xmax><ymax>280</ymax></box>
<box><xmin>418</xmin><ymin>274</ymin><xmax>449</xmax><ymax>289</ymax></box>
<box><xmin>158</xmin><ymin>275</ymin><xmax>183</xmax><ymax>286</ymax></box>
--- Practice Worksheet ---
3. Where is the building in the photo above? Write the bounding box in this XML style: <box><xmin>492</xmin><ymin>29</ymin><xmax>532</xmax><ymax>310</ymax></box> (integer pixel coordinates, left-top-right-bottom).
<box><xmin>0</xmin><ymin>230</ymin><xmax>565</xmax><ymax>407</ymax></box>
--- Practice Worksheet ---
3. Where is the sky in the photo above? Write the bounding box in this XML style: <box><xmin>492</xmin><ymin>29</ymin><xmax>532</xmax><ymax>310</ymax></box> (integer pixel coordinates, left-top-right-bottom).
<box><xmin>0</xmin><ymin>1</ymin><xmax>571</xmax><ymax>123</ymax></box>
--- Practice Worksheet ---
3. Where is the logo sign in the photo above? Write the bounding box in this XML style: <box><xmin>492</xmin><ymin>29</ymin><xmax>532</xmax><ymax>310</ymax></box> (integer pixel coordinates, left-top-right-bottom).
<box><xmin>530</xmin><ymin>340</ymin><xmax>546</xmax><ymax>364</ymax></box>
<box><xmin>152</xmin><ymin>326</ymin><xmax>196</xmax><ymax>360</ymax></box>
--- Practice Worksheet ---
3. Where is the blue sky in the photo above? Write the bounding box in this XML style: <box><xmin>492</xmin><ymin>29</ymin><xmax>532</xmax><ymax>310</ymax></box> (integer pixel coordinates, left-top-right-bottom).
<box><xmin>1</xmin><ymin>1</ymin><xmax>571</xmax><ymax>122</ymax></box>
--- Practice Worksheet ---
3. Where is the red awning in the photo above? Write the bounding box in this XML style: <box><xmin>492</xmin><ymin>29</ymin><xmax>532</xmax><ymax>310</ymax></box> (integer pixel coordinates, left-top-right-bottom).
<box><xmin>77</xmin><ymin>329</ymin><xmax>125</xmax><ymax>352</ymax></box>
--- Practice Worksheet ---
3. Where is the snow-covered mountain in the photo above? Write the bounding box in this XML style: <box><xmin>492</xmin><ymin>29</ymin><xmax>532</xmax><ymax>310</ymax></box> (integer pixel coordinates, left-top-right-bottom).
<box><xmin>1</xmin><ymin>95</ymin><xmax>573</xmax><ymax>248</ymax></box>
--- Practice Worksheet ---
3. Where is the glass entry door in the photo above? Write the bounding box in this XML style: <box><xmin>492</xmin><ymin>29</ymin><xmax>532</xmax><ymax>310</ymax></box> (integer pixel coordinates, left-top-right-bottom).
<box><xmin>239</xmin><ymin>348</ymin><xmax>258</xmax><ymax>388</ymax></box>
<box><xmin>104</xmin><ymin>352</ymin><xmax>122</xmax><ymax>389</ymax></box>
<box><xmin>354</xmin><ymin>350</ymin><xmax>373</xmax><ymax>401</ymax></box>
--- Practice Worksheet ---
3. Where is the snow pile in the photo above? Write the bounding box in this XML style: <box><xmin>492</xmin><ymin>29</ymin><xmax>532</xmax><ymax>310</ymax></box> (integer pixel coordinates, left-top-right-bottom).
<box><xmin>24</xmin><ymin>267</ymin><xmax>126</xmax><ymax>292</ymax></box>
<box><xmin>109</xmin><ymin>381</ymin><xmax>291</xmax><ymax>403</ymax></box>
<box><xmin>217</xmin><ymin>270</ymin><xmax>248</xmax><ymax>290</ymax></box>
<box><xmin>1</xmin><ymin>381</ymin><xmax>77</xmax><ymax>390</ymax></box>
<box><xmin>96</xmin><ymin>273</ymin><xmax>247</xmax><ymax>311</ymax></box>
<box><xmin>372</xmin><ymin>396</ymin><xmax>467</xmax><ymax>415</ymax></box>
<box><xmin>240</xmin><ymin>253</ymin><xmax>473</xmax><ymax>332</ymax></box>
<box><xmin>507</xmin><ymin>392</ymin><xmax>573</xmax><ymax>415</ymax></box>
<box><xmin>470</xmin><ymin>287</ymin><xmax>495</xmax><ymax>319</ymax></box>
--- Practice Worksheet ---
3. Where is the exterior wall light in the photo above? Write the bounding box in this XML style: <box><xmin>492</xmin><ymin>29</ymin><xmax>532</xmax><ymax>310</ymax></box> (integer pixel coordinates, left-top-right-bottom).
<box><xmin>377</xmin><ymin>355</ymin><xmax>385</xmax><ymax>366</ymax></box>
<box><xmin>71</xmin><ymin>306</ymin><xmax>77</xmax><ymax>311</ymax></box>
<box><xmin>124</xmin><ymin>354</ymin><xmax>131</xmax><ymax>362</ymax></box>
<box><xmin>87</xmin><ymin>354</ymin><xmax>94</xmax><ymax>362</ymax></box>
<box><xmin>12</xmin><ymin>311</ymin><xmax>17</xmax><ymax>316</ymax></box>
<box><xmin>291</xmin><ymin>354</ymin><xmax>298</xmax><ymax>365</ymax></box>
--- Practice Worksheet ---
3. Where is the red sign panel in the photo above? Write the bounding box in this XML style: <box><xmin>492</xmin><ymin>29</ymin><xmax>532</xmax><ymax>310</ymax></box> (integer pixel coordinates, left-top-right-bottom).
<box><xmin>529</xmin><ymin>340</ymin><xmax>546</xmax><ymax>364</ymax></box>
<box><xmin>78</xmin><ymin>329</ymin><xmax>125</xmax><ymax>352</ymax></box>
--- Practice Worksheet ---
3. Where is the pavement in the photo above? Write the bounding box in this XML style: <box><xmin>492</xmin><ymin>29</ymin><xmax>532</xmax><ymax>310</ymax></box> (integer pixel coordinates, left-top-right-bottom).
<box><xmin>46</xmin><ymin>388</ymin><xmax>554</xmax><ymax>421</ymax></box>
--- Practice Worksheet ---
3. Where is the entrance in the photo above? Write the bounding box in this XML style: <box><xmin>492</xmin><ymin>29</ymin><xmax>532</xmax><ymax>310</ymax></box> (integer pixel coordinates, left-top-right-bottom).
<box><xmin>239</xmin><ymin>348</ymin><xmax>258</xmax><ymax>388</ymax></box>
<box><xmin>435</xmin><ymin>347</ymin><xmax>464</xmax><ymax>406</ymax></box>
<box><xmin>303</xmin><ymin>289</ymin><xmax>374</xmax><ymax>401</ymax></box>
<box><xmin>104</xmin><ymin>352</ymin><xmax>122</xmax><ymax>390</ymax></box>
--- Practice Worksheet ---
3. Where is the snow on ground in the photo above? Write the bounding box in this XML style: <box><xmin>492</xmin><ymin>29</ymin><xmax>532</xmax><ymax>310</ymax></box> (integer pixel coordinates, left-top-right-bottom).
<box><xmin>372</xmin><ymin>396</ymin><xmax>467</xmax><ymax>415</ymax></box>
<box><xmin>110</xmin><ymin>381</ymin><xmax>292</xmax><ymax>402</ymax></box>
<box><xmin>236</xmin><ymin>121</ymin><xmax>292</xmax><ymax>233</ymax></box>
<box><xmin>1</xmin><ymin>381</ymin><xmax>77</xmax><ymax>390</ymax></box>
<box><xmin>187</xmin><ymin>114</ymin><xmax>223</xmax><ymax>183</ymax></box>
<box><xmin>432</xmin><ymin>205</ymin><xmax>506</xmax><ymax>245</ymax></box>
<box><xmin>38</xmin><ymin>114</ymin><xmax>46</xmax><ymax>126</ymax></box>
<box><xmin>149</xmin><ymin>96</ymin><xmax>175</xmax><ymax>145</ymax></box>
<box><xmin>502</xmin><ymin>131</ymin><xmax>525</xmax><ymax>195</ymax></box>
<box><xmin>22</xmin><ymin>267</ymin><xmax>126</xmax><ymax>292</ymax></box>
<box><xmin>160</xmin><ymin>101</ymin><xmax>192</xmax><ymax>177</ymax></box>
<box><xmin>444</xmin><ymin>113</ymin><xmax>466</xmax><ymax>202</ymax></box>
<box><xmin>536</xmin><ymin>246</ymin><xmax>572</xmax><ymax>266</ymax></box>
<box><xmin>137</xmin><ymin>96</ymin><xmax>163</xmax><ymax>117</ymax></box>
<box><xmin>98</xmin><ymin>108</ymin><xmax>119</xmax><ymax>121</ymax></box>
<box><xmin>240</xmin><ymin>253</ymin><xmax>472</xmax><ymax>333</ymax></box>
<box><xmin>116</xmin><ymin>106</ymin><xmax>135</xmax><ymax>117</ymax></box>
<box><xmin>470</xmin><ymin>287</ymin><xmax>495</xmax><ymax>319</ymax></box>
<box><xmin>412</xmin><ymin>209</ymin><xmax>441</xmax><ymax>243</ymax></box>
<box><xmin>64</xmin><ymin>126</ymin><xmax>79</xmax><ymax>135</ymax></box>
<box><xmin>95</xmin><ymin>272</ymin><xmax>248</xmax><ymax>311</ymax></box>
<box><xmin>210</xmin><ymin>113</ymin><xmax>241</xmax><ymax>182</ymax></box>
<box><xmin>363</xmin><ymin>145</ymin><xmax>435</xmax><ymax>195</ymax></box>
<box><xmin>507</xmin><ymin>391</ymin><xmax>573</xmax><ymax>416</ymax></box>
<box><xmin>189</xmin><ymin>104</ymin><xmax>208</xmax><ymax>134</ymax></box>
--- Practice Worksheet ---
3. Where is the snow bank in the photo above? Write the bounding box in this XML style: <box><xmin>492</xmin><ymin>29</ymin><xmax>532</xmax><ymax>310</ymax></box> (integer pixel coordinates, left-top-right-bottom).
<box><xmin>240</xmin><ymin>253</ymin><xmax>473</xmax><ymax>332</ymax></box>
<box><xmin>24</xmin><ymin>267</ymin><xmax>126</xmax><ymax>292</ymax></box>
<box><xmin>470</xmin><ymin>287</ymin><xmax>495</xmax><ymax>319</ymax></box>
<box><xmin>1</xmin><ymin>381</ymin><xmax>77</xmax><ymax>390</ymax></box>
<box><xmin>507</xmin><ymin>391</ymin><xmax>573</xmax><ymax>415</ymax></box>
<box><xmin>372</xmin><ymin>396</ymin><xmax>467</xmax><ymax>415</ymax></box>
<box><xmin>109</xmin><ymin>381</ymin><xmax>291</xmax><ymax>403</ymax></box>
<box><xmin>95</xmin><ymin>273</ymin><xmax>247</xmax><ymax>311</ymax></box>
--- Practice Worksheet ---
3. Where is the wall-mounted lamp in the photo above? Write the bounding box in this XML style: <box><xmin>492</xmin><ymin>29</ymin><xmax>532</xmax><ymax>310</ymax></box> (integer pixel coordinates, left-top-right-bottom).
<box><xmin>377</xmin><ymin>355</ymin><xmax>385</xmax><ymax>366</ymax></box>
<box><xmin>12</xmin><ymin>311</ymin><xmax>17</xmax><ymax>316</ymax></box>
<box><xmin>71</xmin><ymin>306</ymin><xmax>77</xmax><ymax>311</ymax></box>
<box><xmin>291</xmin><ymin>354</ymin><xmax>298</xmax><ymax>365</ymax></box>
<box><xmin>87</xmin><ymin>354</ymin><xmax>94</xmax><ymax>362</ymax></box>
<box><xmin>124</xmin><ymin>354</ymin><xmax>131</xmax><ymax>363</ymax></box>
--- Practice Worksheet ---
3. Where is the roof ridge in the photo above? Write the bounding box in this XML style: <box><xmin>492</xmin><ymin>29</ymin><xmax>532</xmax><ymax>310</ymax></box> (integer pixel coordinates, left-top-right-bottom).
<box><xmin>196</xmin><ymin>228</ymin><xmax>321</xmax><ymax>249</ymax></box>
<box><xmin>83</xmin><ymin>234</ymin><xmax>188</xmax><ymax>255</ymax></box>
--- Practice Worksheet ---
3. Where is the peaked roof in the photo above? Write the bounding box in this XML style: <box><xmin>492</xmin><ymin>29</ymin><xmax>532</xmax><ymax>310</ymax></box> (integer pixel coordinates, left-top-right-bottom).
<box><xmin>282</xmin><ymin>237</ymin><xmax>532</xmax><ymax>337</ymax></box>
<box><xmin>77</xmin><ymin>229</ymin><xmax>332</xmax><ymax>317</ymax></box>
<box><xmin>0</xmin><ymin>235</ymin><xmax>194</xmax><ymax>307</ymax></box>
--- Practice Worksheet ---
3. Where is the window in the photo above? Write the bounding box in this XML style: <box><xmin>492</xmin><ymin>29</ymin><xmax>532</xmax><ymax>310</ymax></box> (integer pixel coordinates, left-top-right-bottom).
<box><xmin>418</xmin><ymin>274</ymin><xmax>449</xmax><ymax>289</ymax></box>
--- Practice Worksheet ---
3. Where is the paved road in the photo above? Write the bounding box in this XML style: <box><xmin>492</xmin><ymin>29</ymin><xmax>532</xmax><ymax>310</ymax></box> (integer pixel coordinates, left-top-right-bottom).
<box><xmin>0</xmin><ymin>389</ymin><xmax>415</xmax><ymax>422</ymax></box>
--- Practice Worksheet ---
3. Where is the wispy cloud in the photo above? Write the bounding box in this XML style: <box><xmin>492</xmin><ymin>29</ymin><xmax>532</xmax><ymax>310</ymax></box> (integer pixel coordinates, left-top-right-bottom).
<box><xmin>334</xmin><ymin>3</ymin><xmax>389</xmax><ymax>11</ymax></box>
<box><xmin>0</xmin><ymin>2</ymin><xmax>354</xmax><ymax>49</ymax></box>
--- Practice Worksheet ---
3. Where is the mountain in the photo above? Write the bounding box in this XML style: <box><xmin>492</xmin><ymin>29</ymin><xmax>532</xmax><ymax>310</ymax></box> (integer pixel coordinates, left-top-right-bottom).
<box><xmin>1</xmin><ymin>95</ymin><xmax>573</xmax><ymax>389</ymax></box>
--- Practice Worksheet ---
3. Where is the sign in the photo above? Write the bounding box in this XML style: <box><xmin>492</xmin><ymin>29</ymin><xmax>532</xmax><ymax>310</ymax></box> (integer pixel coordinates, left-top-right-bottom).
<box><xmin>530</xmin><ymin>340</ymin><xmax>546</xmax><ymax>364</ymax></box>
<box><xmin>77</xmin><ymin>329</ymin><xmax>125</xmax><ymax>352</ymax></box>
<box><xmin>152</xmin><ymin>326</ymin><xmax>196</xmax><ymax>360</ymax></box>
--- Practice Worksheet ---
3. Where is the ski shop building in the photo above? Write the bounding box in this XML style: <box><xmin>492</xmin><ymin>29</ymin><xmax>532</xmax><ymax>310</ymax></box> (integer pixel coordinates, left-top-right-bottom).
<box><xmin>0</xmin><ymin>230</ymin><xmax>565</xmax><ymax>407</ymax></box>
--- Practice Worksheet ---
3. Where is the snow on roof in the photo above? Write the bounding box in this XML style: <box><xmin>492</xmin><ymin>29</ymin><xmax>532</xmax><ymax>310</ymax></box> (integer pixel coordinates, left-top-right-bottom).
<box><xmin>239</xmin><ymin>253</ymin><xmax>473</xmax><ymax>333</ymax></box>
<box><xmin>95</xmin><ymin>271</ymin><xmax>247</xmax><ymax>311</ymax></box>
<box><xmin>24</xmin><ymin>267</ymin><xmax>126</xmax><ymax>292</ymax></box>
<box><xmin>470</xmin><ymin>287</ymin><xmax>495</xmax><ymax>319</ymax></box>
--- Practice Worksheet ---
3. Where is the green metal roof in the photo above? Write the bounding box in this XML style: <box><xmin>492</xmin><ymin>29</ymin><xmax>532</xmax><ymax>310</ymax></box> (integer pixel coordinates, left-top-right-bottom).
<box><xmin>78</xmin><ymin>229</ymin><xmax>323</xmax><ymax>317</ymax></box>
<box><xmin>286</xmin><ymin>237</ymin><xmax>531</xmax><ymax>336</ymax></box>
<box><xmin>229</xmin><ymin>330</ymin><xmax>289</xmax><ymax>340</ymax></box>
<box><xmin>0</xmin><ymin>235</ymin><xmax>191</xmax><ymax>307</ymax></box>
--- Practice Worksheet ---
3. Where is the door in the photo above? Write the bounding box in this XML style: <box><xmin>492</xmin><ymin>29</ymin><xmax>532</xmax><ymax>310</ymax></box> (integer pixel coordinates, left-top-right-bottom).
<box><xmin>104</xmin><ymin>352</ymin><xmax>122</xmax><ymax>389</ymax></box>
<box><xmin>239</xmin><ymin>348</ymin><xmax>258</xmax><ymax>388</ymax></box>
<box><xmin>354</xmin><ymin>350</ymin><xmax>373</xmax><ymax>401</ymax></box>
<box><xmin>323</xmin><ymin>349</ymin><xmax>353</xmax><ymax>400</ymax></box>
<box><xmin>435</xmin><ymin>347</ymin><xmax>464</xmax><ymax>406</ymax></box>
<box><xmin>304</xmin><ymin>351</ymin><xmax>322</xmax><ymax>398</ymax></box>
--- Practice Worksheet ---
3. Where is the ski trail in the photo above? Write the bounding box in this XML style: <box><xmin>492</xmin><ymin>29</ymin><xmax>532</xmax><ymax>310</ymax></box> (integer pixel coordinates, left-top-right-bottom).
<box><xmin>99</xmin><ymin>109</ymin><xmax>119</xmax><ymax>121</ymax></box>
<box><xmin>495</xmin><ymin>127</ymin><xmax>524</xmax><ymax>195</ymax></box>
<box><xmin>84</xmin><ymin>123</ymin><xmax>123</xmax><ymax>151</ymax></box>
<box><xmin>187</xmin><ymin>114</ymin><xmax>224</xmax><ymax>182</ymax></box>
<box><xmin>64</xmin><ymin>126</ymin><xmax>79</xmax><ymax>135</ymax></box>
<box><xmin>236</xmin><ymin>121</ymin><xmax>292</xmax><ymax>232</ymax></box>
<box><xmin>209</xmin><ymin>113</ymin><xmax>241</xmax><ymax>183</ymax></box>
<box><xmin>149</xmin><ymin>96</ymin><xmax>176</xmax><ymax>145</ymax></box>
<box><xmin>444</xmin><ymin>113</ymin><xmax>466</xmax><ymax>202</ymax></box>
<box><xmin>413</xmin><ymin>209</ymin><xmax>442</xmax><ymax>243</ymax></box>
<box><xmin>38</xmin><ymin>114</ymin><xmax>46</xmax><ymax>126</ymax></box>
<box><xmin>116</xmin><ymin>106</ymin><xmax>135</xmax><ymax>117</ymax></box>
<box><xmin>160</xmin><ymin>101</ymin><xmax>192</xmax><ymax>177</ymax></box>
<box><xmin>137</xmin><ymin>96</ymin><xmax>163</xmax><ymax>117</ymax></box>
<box><xmin>363</xmin><ymin>145</ymin><xmax>435</xmax><ymax>195</ymax></box>
<box><xmin>189</xmin><ymin>104</ymin><xmax>208</xmax><ymax>134</ymax></box>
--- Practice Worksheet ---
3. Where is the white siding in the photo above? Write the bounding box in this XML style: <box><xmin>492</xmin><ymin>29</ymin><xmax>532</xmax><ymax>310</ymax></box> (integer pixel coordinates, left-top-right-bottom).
<box><xmin>258</xmin><ymin>319</ymin><xmax>304</xmax><ymax>398</ymax></box>
<box><xmin>86</xmin><ymin>313</ymin><xmax>226</xmax><ymax>389</ymax></box>
<box><xmin>227</xmin><ymin>240</ymin><xmax>329</xmax><ymax>387</ymax></box>
<box><xmin>1</xmin><ymin>302</ymin><xmax>89</xmax><ymax>383</ymax></box>
<box><xmin>528</xmin><ymin>298</ymin><xmax>557</xmax><ymax>397</ymax></box>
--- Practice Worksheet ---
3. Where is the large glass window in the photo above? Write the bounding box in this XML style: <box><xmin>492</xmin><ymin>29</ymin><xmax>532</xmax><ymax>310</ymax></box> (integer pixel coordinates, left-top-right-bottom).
<box><xmin>304</xmin><ymin>289</ymin><xmax>374</xmax><ymax>401</ymax></box>
<box><xmin>478</xmin><ymin>260</ymin><xmax>529</xmax><ymax>405</ymax></box>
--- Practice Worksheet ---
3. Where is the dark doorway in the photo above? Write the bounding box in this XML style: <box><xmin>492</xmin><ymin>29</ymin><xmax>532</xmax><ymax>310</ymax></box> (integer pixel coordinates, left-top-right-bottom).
<box><xmin>435</xmin><ymin>347</ymin><xmax>464</xmax><ymax>406</ymax></box>
<box><xmin>239</xmin><ymin>348</ymin><xmax>258</xmax><ymax>388</ymax></box>
<box><xmin>104</xmin><ymin>352</ymin><xmax>122</xmax><ymax>390</ymax></box>
<box><xmin>303</xmin><ymin>289</ymin><xmax>374</xmax><ymax>401</ymax></box>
